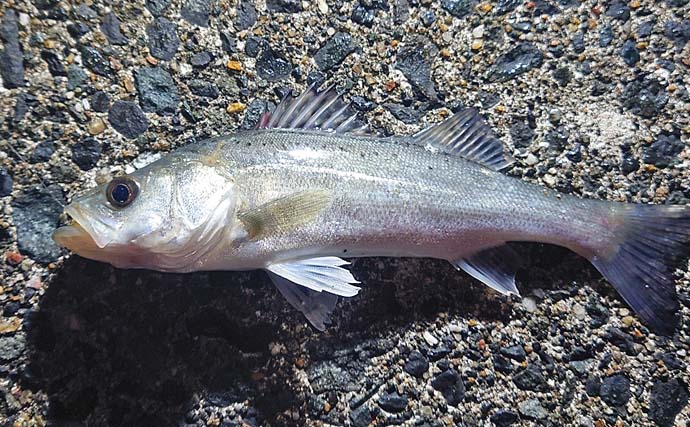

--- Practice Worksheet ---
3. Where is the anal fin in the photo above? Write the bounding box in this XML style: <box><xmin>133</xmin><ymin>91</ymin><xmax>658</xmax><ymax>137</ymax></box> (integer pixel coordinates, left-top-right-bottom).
<box><xmin>453</xmin><ymin>244</ymin><xmax>522</xmax><ymax>296</ymax></box>
<box><xmin>268</xmin><ymin>272</ymin><xmax>339</xmax><ymax>331</ymax></box>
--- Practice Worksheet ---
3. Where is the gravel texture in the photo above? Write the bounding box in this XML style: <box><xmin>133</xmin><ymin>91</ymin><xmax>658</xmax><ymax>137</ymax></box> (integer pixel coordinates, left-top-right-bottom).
<box><xmin>1</xmin><ymin>0</ymin><xmax>690</xmax><ymax>426</ymax></box>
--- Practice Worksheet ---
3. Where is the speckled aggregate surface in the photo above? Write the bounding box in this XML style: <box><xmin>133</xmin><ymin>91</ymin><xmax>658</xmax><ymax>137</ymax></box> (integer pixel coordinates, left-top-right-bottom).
<box><xmin>1</xmin><ymin>0</ymin><xmax>689</xmax><ymax>426</ymax></box>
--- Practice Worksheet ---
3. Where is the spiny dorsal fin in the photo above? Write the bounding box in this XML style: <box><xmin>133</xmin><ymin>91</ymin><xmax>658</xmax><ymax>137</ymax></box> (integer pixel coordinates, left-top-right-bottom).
<box><xmin>257</xmin><ymin>85</ymin><xmax>371</xmax><ymax>135</ymax></box>
<box><xmin>413</xmin><ymin>108</ymin><xmax>513</xmax><ymax>171</ymax></box>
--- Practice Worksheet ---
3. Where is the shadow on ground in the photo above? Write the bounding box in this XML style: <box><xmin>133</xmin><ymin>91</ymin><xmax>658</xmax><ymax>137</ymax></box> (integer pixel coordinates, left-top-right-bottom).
<box><xmin>23</xmin><ymin>244</ymin><xmax>598</xmax><ymax>426</ymax></box>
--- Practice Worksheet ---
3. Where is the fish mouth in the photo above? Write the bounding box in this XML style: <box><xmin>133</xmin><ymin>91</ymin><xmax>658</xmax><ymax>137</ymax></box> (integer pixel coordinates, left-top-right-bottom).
<box><xmin>52</xmin><ymin>205</ymin><xmax>111</xmax><ymax>251</ymax></box>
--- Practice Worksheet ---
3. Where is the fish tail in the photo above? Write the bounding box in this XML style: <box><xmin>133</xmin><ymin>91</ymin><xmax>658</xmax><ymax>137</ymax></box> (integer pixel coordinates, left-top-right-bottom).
<box><xmin>585</xmin><ymin>204</ymin><xmax>689</xmax><ymax>335</ymax></box>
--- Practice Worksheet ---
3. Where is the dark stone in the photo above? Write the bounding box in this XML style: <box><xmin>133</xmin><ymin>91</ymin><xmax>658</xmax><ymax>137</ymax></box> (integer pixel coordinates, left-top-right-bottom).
<box><xmin>621</xmin><ymin>78</ymin><xmax>668</xmax><ymax>118</ymax></box>
<box><xmin>500</xmin><ymin>345</ymin><xmax>526</xmax><ymax>362</ymax></box>
<box><xmin>641</xmin><ymin>134</ymin><xmax>683</xmax><ymax>167</ymax></box>
<box><xmin>188</xmin><ymin>79</ymin><xmax>219</xmax><ymax>99</ymax></box>
<box><xmin>80</xmin><ymin>46</ymin><xmax>112</xmax><ymax>77</ymax></box>
<box><xmin>241</xmin><ymin>98</ymin><xmax>270</xmax><ymax>129</ymax></box>
<box><xmin>307</xmin><ymin>361</ymin><xmax>357</xmax><ymax>394</ymax></box>
<box><xmin>350</xmin><ymin>405</ymin><xmax>373</xmax><ymax>427</ymax></box>
<box><xmin>604</xmin><ymin>327</ymin><xmax>638</xmax><ymax>355</ymax></box>
<box><xmin>599</xmin><ymin>375</ymin><xmax>631</xmax><ymax>407</ymax></box>
<box><xmin>660</xmin><ymin>353</ymin><xmax>684</xmax><ymax>371</ymax></box>
<box><xmin>493</xmin><ymin>354</ymin><xmax>512</xmax><ymax>373</ymax></box>
<box><xmin>572</xmin><ymin>31</ymin><xmax>585</xmax><ymax>53</ymax></box>
<box><xmin>377</xmin><ymin>393</ymin><xmax>407</xmax><ymax>413</ymax></box>
<box><xmin>181</xmin><ymin>0</ymin><xmax>211</xmax><ymax>26</ymax></box>
<box><xmin>648</xmin><ymin>379</ymin><xmax>688</xmax><ymax>427</ymax></box>
<box><xmin>90</xmin><ymin>91</ymin><xmax>111</xmax><ymax>113</ymax></box>
<box><xmin>496</xmin><ymin>0</ymin><xmax>521</xmax><ymax>13</ymax></box>
<box><xmin>585</xmin><ymin>375</ymin><xmax>601</xmax><ymax>397</ymax></box>
<box><xmin>235</xmin><ymin>0</ymin><xmax>257</xmax><ymax>30</ymax></box>
<box><xmin>13</xmin><ymin>92</ymin><xmax>32</xmax><ymax>123</ymax></box>
<box><xmin>599</xmin><ymin>24</ymin><xmax>614</xmax><ymax>47</ymax></box>
<box><xmin>351</xmin><ymin>95</ymin><xmax>375</xmax><ymax>112</ymax></box>
<box><xmin>420</xmin><ymin>10</ymin><xmax>436</xmax><ymax>27</ymax></box>
<box><xmin>441</xmin><ymin>0</ymin><xmax>478</xmax><ymax>18</ymax></box>
<box><xmin>314</xmin><ymin>32</ymin><xmax>356</xmax><ymax>72</ymax></box>
<box><xmin>220</xmin><ymin>32</ymin><xmax>237</xmax><ymax>54</ymax></box>
<box><xmin>66</xmin><ymin>64</ymin><xmax>88</xmax><ymax>90</ymax></box>
<box><xmin>586</xmin><ymin>297</ymin><xmax>610</xmax><ymax>327</ymax></box>
<box><xmin>189</xmin><ymin>51</ymin><xmax>213</xmax><ymax>68</ymax></box>
<box><xmin>31</xmin><ymin>141</ymin><xmax>55</xmax><ymax>163</ymax></box>
<box><xmin>487</xmin><ymin>43</ymin><xmax>543</xmax><ymax>82</ymax></box>
<box><xmin>72</xmin><ymin>4</ymin><xmax>97</xmax><ymax>19</ymax></box>
<box><xmin>306</xmin><ymin>70</ymin><xmax>325</xmax><ymax>87</ymax></box>
<box><xmin>134</xmin><ymin>67</ymin><xmax>179</xmax><ymax>115</ymax></box>
<box><xmin>146</xmin><ymin>0</ymin><xmax>171</xmax><ymax>16</ymax></box>
<box><xmin>605</xmin><ymin>1</ymin><xmax>630</xmax><ymax>22</ymax></box>
<box><xmin>40</xmin><ymin>50</ymin><xmax>67</xmax><ymax>76</ymax></box>
<box><xmin>67</xmin><ymin>22</ymin><xmax>90</xmax><ymax>39</ymax></box>
<box><xmin>512</xmin><ymin>365</ymin><xmax>546</xmax><ymax>391</ymax></box>
<box><xmin>245</xmin><ymin>36</ymin><xmax>262</xmax><ymax>57</ymax></box>
<box><xmin>0</xmin><ymin>335</ymin><xmax>25</xmax><ymax>361</ymax></box>
<box><xmin>256</xmin><ymin>49</ymin><xmax>292</xmax><ymax>81</ymax></box>
<box><xmin>0</xmin><ymin>9</ymin><xmax>25</xmax><ymax>88</ymax></box>
<box><xmin>3</xmin><ymin>301</ymin><xmax>19</xmax><ymax>317</ymax></box>
<box><xmin>620</xmin><ymin>39</ymin><xmax>640</xmax><ymax>66</ymax></box>
<box><xmin>108</xmin><ymin>100</ymin><xmax>149</xmax><ymax>139</ymax></box>
<box><xmin>12</xmin><ymin>186</ymin><xmax>65</xmax><ymax>263</ymax></box>
<box><xmin>395</xmin><ymin>36</ymin><xmax>439</xmax><ymax>100</ymax></box>
<box><xmin>403</xmin><ymin>350</ymin><xmax>429</xmax><ymax>377</ymax></box>
<box><xmin>393</xmin><ymin>0</ymin><xmax>410</xmax><ymax>24</ymax></box>
<box><xmin>620</xmin><ymin>152</ymin><xmax>639</xmax><ymax>174</ymax></box>
<box><xmin>100</xmin><ymin>12</ymin><xmax>129</xmax><ymax>45</ymax></box>
<box><xmin>430</xmin><ymin>369</ymin><xmax>465</xmax><ymax>405</ymax></box>
<box><xmin>146</xmin><ymin>17</ymin><xmax>180</xmax><ymax>61</ymax></box>
<box><xmin>0</xmin><ymin>167</ymin><xmax>12</xmax><ymax>197</ymax></box>
<box><xmin>518</xmin><ymin>399</ymin><xmax>548</xmax><ymax>420</ymax></box>
<box><xmin>664</xmin><ymin>19</ymin><xmax>690</xmax><ymax>48</ymax></box>
<box><xmin>552</xmin><ymin>66</ymin><xmax>572</xmax><ymax>86</ymax></box>
<box><xmin>351</xmin><ymin>4</ymin><xmax>376</xmax><ymax>27</ymax></box>
<box><xmin>637</xmin><ymin>19</ymin><xmax>655</xmax><ymax>38</ymax></box>
<box><xmin>384</xmin><ymin>103</ymin><xmax>423</xmax><ymax>124</ymax></box>
<box><xmin>71</xmin><ymin>138</ymin><xmax>102</xmax><ymax>171</ymax></box>
<box><xmin>428</xmin><ymin>345</ymin><xmax>451</xmax><ymax>362</ymax></box>
<box><xmin>490</xmin><ymin>410</ymin><xmax>519</xmax><ymax>427</ymax></box>
<box><xmin>510</xmin><ymin>121</ymin><xmax>534</xmax><ymax>148</ymax></box>
<box><xmin>532</xmin><ymin>0</ymin><xmax>560</xmax><ymax>15</ymax></box>
<box><xmin>266</xmin><ymin>0</ymin><xmax>302</xmax><ymax>13</ymax></box>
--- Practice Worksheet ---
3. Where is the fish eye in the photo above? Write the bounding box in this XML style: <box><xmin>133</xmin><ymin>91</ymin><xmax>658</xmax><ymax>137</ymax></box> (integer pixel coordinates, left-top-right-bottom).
<box><xmin>106</xmin><ymin>177</ymin><xmax>139</xmax><ymax>208</ymax></box>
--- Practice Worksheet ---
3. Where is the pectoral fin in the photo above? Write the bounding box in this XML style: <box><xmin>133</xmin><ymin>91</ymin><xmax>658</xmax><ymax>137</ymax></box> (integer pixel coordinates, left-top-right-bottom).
<box><xmin>238</xmin><ymin>189</ymin><xmax>331</xmax><ymax>240</ymax></box>
<box><xmin>266</xmin><ymin>257</ymin><xmax>361</xmax><ymax>296</ymax></box>
<box><xmin>453</xmin><ymin>244</ymin><xmax>523</xmax><ymax>296</ymax></box>
<box><xmin>268</xmin><ymin>271</ymin><xmax>339</xmax><ymax>331</ymax></box>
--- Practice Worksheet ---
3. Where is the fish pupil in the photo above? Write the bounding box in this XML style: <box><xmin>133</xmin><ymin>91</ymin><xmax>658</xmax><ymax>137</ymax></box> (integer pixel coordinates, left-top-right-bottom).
<box><xmin>111</xmin><ymin>184</ymin><xmax>130</xmax><ymax>204</ymax></box>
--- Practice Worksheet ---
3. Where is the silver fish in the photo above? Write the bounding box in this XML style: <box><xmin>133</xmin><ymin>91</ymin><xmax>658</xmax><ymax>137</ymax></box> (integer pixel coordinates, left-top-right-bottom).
<box><xmin>53</xmin><ymin>86</ymin><xmax>689</xmax><ymax>333</ymax></box>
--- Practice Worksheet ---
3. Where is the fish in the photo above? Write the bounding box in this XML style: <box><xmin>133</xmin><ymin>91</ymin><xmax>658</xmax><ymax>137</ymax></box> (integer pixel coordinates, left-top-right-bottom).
<box><xmin>53</xmin><ymin>85</ymin><xmax>689</xmax><ymax>334</ymax></box>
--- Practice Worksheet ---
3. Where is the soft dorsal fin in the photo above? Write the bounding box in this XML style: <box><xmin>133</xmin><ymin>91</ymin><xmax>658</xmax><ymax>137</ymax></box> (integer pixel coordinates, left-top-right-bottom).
<box><xmin>257</xmin><ymin>85</ymin><xmax>370</xmax><ymax>135</ymax></box>
<box><xmin>413</xmin><ymin>108</ymin><xmax>513</xmax><ymax>171</ymax></box>
<box><xmin>453</xmin><ymin>244</ymin><xmax>522</xmax><ymax>296</ymax></box>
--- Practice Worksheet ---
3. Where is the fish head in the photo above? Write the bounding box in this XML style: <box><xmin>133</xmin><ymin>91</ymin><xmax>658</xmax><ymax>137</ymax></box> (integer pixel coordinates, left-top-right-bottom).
<box><xmin>53</xmin><ymin>157</ymin><xmax>238</xmax><ymax>270</ymax></box>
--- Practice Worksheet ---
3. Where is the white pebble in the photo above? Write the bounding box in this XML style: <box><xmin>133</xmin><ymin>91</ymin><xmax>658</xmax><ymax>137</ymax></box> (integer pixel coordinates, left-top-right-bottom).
<box><xmin>423</xmin><ymin>331</ymin><xmax>439</xmax><ymax>346</ymax></box>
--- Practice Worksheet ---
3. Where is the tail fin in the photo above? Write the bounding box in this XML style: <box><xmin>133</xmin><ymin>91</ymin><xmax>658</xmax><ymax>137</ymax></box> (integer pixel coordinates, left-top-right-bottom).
<box><xmin>588</xmin><ymin>204</ymin><xmax>689</xmax><ymax>335</ymax></box>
